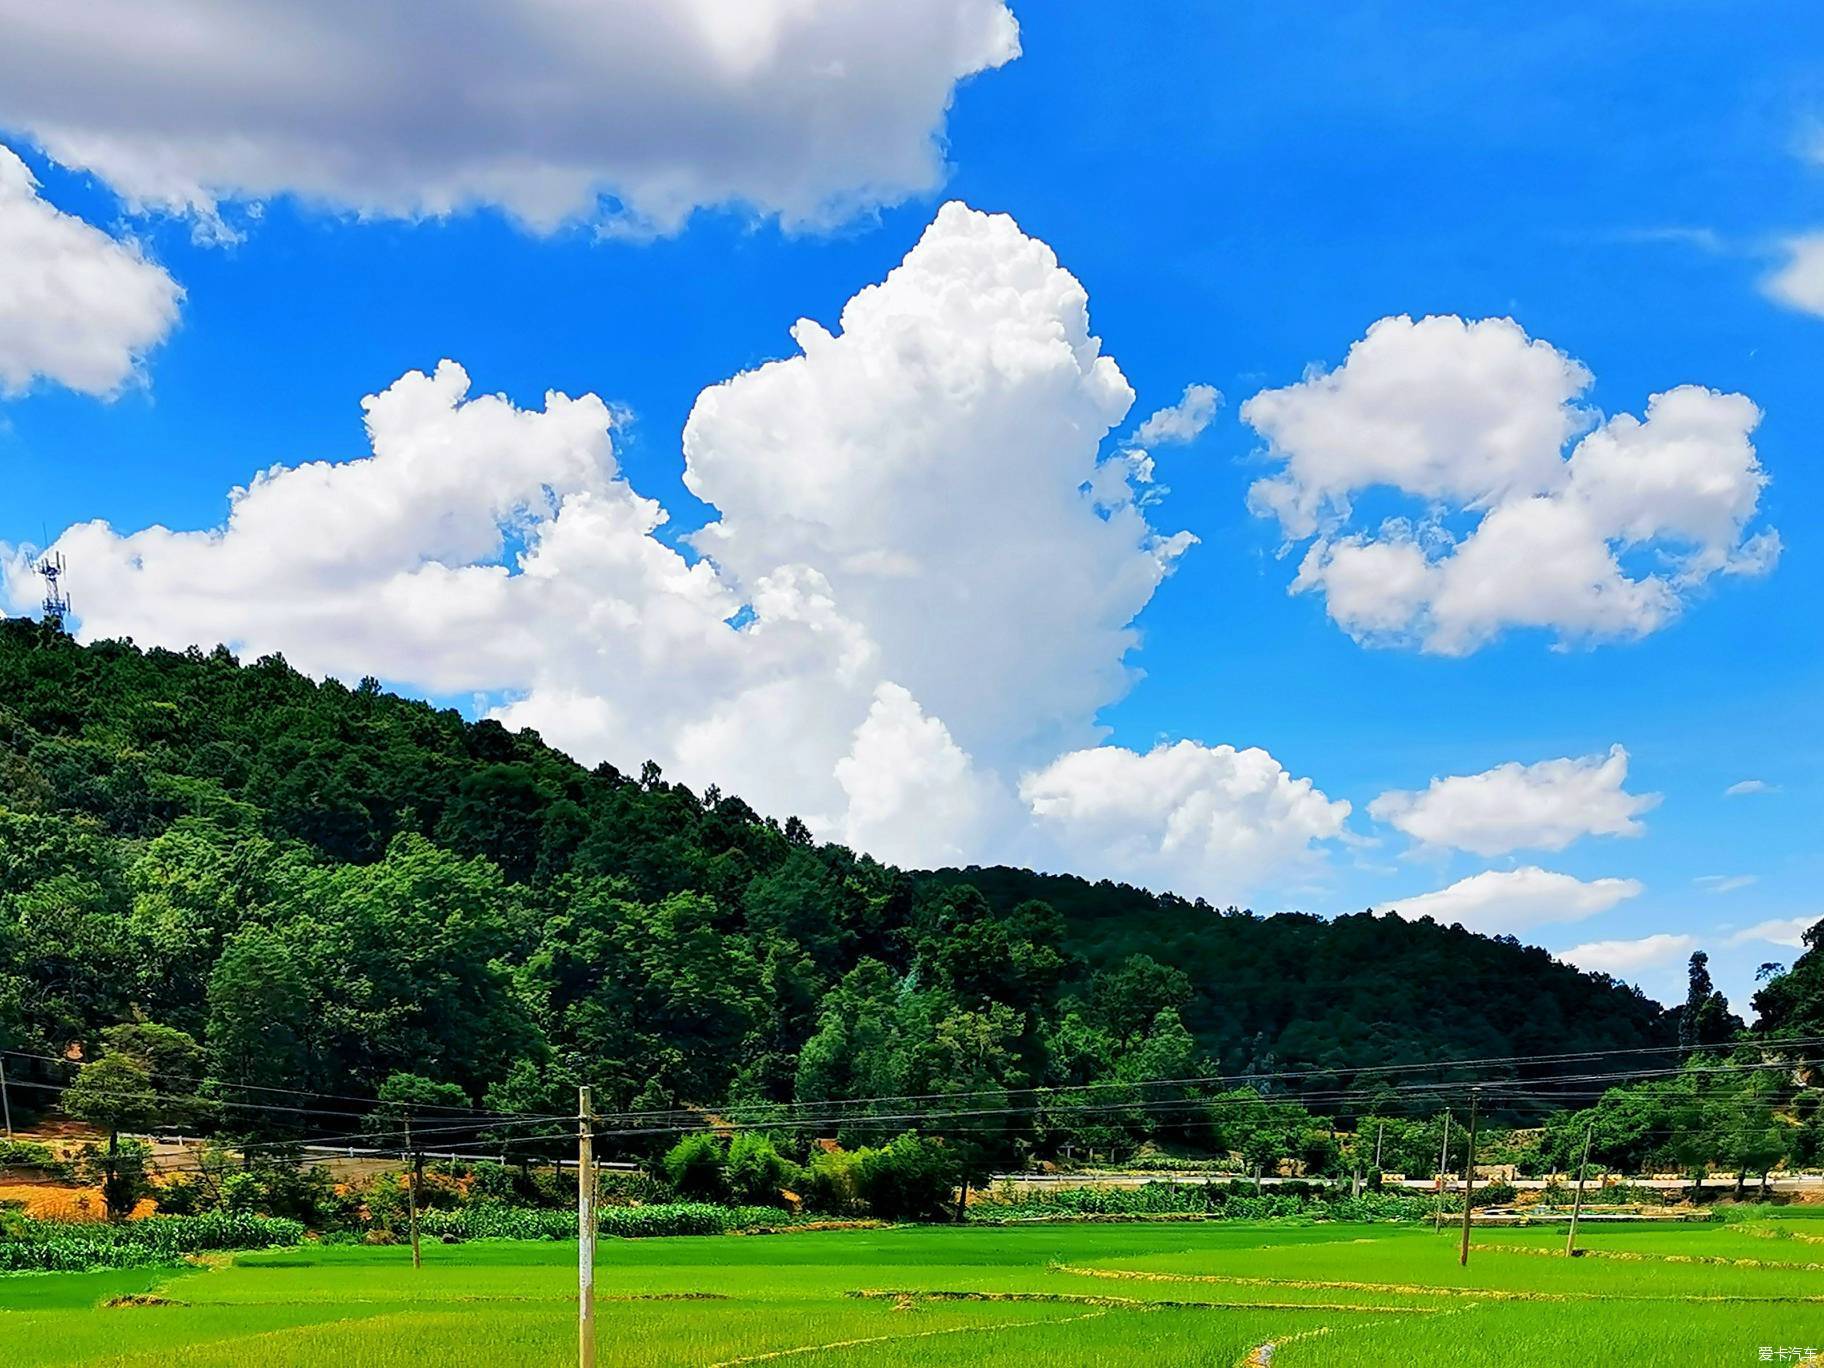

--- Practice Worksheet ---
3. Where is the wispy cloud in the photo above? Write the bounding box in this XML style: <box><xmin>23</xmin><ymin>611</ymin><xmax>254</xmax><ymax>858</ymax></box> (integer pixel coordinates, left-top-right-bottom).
<box><xmin>1695</xmin><ymin>874</ymin><xmax>1757</xmax><ymax>894</ymax></box>
<box><xmin>1724</xmin><ymin>779</ymin><xmax>1778</xmax><ymax>797</ymax></box>
<box><xmin>1597</xmin><ymin>225</ymin><xmax>1725</xmax><ymax>253</ymax></box>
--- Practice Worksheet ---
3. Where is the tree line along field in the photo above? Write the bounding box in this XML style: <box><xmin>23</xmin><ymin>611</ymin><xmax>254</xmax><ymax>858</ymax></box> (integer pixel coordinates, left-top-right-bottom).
<box><xmin>6</xmin><ymin>1217</ymin><xmax>1824</xmax><ymax>1367</ymax></box>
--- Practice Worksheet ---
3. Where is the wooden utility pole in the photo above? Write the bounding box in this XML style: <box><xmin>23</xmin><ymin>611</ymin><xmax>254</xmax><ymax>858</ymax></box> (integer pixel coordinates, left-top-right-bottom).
<box><xmin>1458</xmin><ymin>1089</ymin><xmax>1479</xmax><ymax>1267</ymax></box>
<box><xmin>1433</xmin><ymin>1109</ymin><xmax>1451</xmax><ymax>1233</ymax></box>
<box><xmin>578</xmin><ymin>1086</ymin><xmax>596</xmax><ymax>1368</ymax></box>
<box><xmin>404</xmin><ymin>1111</ymin><xmax>422</xmax><ymax>1270</ymax></box>
<box><xmin>1564</xmin><ymin>1121</ymin><xmax>1594</xmax><ymax>1257</ymax></box>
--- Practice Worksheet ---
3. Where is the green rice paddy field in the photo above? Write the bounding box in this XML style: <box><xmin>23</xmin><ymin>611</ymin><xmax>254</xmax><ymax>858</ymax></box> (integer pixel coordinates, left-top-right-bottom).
<box><xmin>6</xmin><ymin>1217</ymin><xmax>1824</xmax><ymax>1366</ymax></box>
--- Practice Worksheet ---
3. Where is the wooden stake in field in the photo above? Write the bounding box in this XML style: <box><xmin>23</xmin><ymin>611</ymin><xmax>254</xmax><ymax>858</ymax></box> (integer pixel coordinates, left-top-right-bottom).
<box><xmin>404</xmin><ymin>1111</ymin><xmax>422</xmax><ymax>1271</ymax></box>
<box><xmin>1458</xmin><ymin>1088</ymin><xmax>1479</xmax><ymax>1268</ymax></box>
<box><xmin>578</xmin><ymin>1086</ymin><xmax>596</xmax><ymax>1368</ymax></box>
<box><xmin>1565</xmin><ymin>1120</ymin><xmax>1594</xmax><ymax>1257</ymax></box>
<box><xmin>1433</xmin><ymin>1109</ymin><xmax>1451</xmax><ymax>1233</ymax></box>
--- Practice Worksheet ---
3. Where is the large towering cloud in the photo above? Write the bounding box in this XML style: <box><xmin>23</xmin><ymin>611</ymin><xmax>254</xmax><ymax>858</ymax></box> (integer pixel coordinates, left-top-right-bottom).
<box><xmin>0</xmin><ymin>0</ymin><xmax>1019</xmax><ymax>236</ymax></box>
<box><xmin>1242</xmin><ymin>315</ymin><xmax>1779</xmax><ymax>654</ymax></box>
<box><xmin>3</xmin><ymin>203</ymin><xmax>1343</xmax><ymax>902</ymax></box>
<box><xmin>682</xmin><ymin>201</ymin><xmax>1190</xmax><ymax>767</ymax></box>
<box><xmin>0</xmin><ymin>144</ymin><xmax>181</xmax><ymax>396</ymax></box>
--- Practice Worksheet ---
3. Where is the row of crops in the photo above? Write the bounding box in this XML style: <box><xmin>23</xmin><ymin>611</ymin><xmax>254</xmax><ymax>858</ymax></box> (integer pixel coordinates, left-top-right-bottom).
<box><xmin>966</xmin><ymin>1183</ymin><xmax>1463</xmax><ymax>1223</ymax></box>
<box><xmin>419</xmin><ymin>1203</ymin><xmax>795</xmax><ymax>1241</ymax></box>
<box><xmin>0</xmin><ymin>1212</ymin><xmax>306</xmax><ymax>1271</ymax></box>
<box><xmin>0</xmin><ymin>1203</ymin><xmax>808</xmax><ymax>1271</ymax></box>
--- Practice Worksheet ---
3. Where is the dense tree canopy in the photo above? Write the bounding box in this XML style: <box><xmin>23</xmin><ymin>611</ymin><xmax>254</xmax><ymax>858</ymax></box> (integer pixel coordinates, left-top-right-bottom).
<box><xmin>0</xmin><ymin>620</ymin><xmax>1694</xmax><ymax>1159</ymax></box>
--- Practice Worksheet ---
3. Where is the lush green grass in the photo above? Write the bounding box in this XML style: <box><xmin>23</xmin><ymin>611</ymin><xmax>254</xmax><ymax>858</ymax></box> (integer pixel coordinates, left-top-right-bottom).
<box><xmin>4</xmin><ymin>1218</ymin><xmax>1823</xmax><ymax>1365</ymax></box>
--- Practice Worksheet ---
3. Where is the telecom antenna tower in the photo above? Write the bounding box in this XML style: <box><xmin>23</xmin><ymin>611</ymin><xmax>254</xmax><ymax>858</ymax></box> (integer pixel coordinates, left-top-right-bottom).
<box><xmin>36</xmin><ymin>551</ymin><xmax>71</xmax><ymax>632</ymax></box>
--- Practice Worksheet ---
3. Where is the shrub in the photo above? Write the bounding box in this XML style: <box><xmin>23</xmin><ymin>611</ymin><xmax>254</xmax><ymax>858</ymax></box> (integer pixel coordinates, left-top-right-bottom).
<box><xmin>249</xmin><ymin>1162</ymin><xmax>347</xmax><ymax>1226</ymax></box>
<box><xmin>467</xmin><ymin>1162</ymin><xmax>521</xmax><ymax>1204</ymax></box>
<box><xmin>725</xmin><ymin>1133</ymin><xmax>798</xmax><ymax>1206</ymax></box>
<box><xmin>0</xmin><ymin>1139</ymin><xmax>66</xmax><ymax>1177</ymax></box>
<box><xmin>598</xmin><ymin>1170</ymin><xmax>669</xmax><ymax>1207</ymax></box>
<box><xmin>856</xmin><ymin>1134</ymin><xmax>956</xmax><ymax>1221</ymax></box>
<box><xmin>800</xmin><ymin>1148</ymin><xmax>864</xmax><ymax>1215</ymax></box>
<box><xmin>220</xmin><ymin>1172</ymin><xmax>262</xmax><ymax>1215</ymax></box>
<box><xmin>72</xmin><ymin>1139</ymin><xmax>154</xmax><ymax>1221</ymax></box>
<box><xmin>152</xmin><ymin>1176</ymin><xmax>211</xmax><ymax>1216</ymax></box>
<box><xmin>663</xmin><ymin>1133</ymin><xmax>730</xmax><ymax>1202</ymax></box>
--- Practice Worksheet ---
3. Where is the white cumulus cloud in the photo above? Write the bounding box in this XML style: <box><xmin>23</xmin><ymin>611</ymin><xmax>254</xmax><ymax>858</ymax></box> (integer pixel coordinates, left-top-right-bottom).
<box><xmin>1725</xmin><ymin>779</ymin><xmax>1778</xmax><ymax>797</ymax></box>
<box><xmin>0</xmin><ymin>0</ymin><xmax>1019</xmax><ymax>236</ymax></box>
<box><xmin>834</xmin><ymin>683</ymin><xmax>1007</xmax><ymax>868</ymax></box>
<box><xmin>1384</xmin><ymin>866</ymin><xmax>1643</xmax><ymax>936</ymax></box>
<box><xmin>1368</xmin><ymin>745</ymin><xmax>1656</xmax><ymax>856</ymax></box>
<box><xmin>1241</xmin><ymin>315</ymin><xmax>1779</xmax><ymax>654</ymax></box>
<box><xmin>682</xmin><ymin>200</ymin><xmax>1192</xmax><ymax>770</ymax></box>
<box><xmin>0</xmin><ymin>144</ymin><xmax>181</xmax><ymax>396</ymax></box>
<box><xmin>1132</xmin><ymin>383</ymin><xmax>1221</xmax><ymax>446</ymax></box>
<box><xmin>1018</xmin><ymin>740</ymin><xmax>1351</xmax><ymax>899</ymax></box>
<box><xmin>2</xmin><ymin>202</ymin><xmax>1343</xmax><ymax>899</ymax></box>
<box><xmin>1558</xmin><ymin>933</ymin><xmax>1698</xmax><ymax>979</ymax></box>
<box><xmin>1764</xmin><ymin>233</ymin><xmax>1824</xmax><ymax>317</ymax></box>
<box><xmin>1728</xmin><ymin>918</ymin><xmax>1818</xmax><ymax>950</ymax></box>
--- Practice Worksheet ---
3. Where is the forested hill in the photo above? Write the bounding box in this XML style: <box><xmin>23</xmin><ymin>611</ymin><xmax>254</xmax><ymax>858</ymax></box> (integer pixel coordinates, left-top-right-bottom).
<box><xmin>921</xmin><ymin>866</ymin><xmax>1674</xmax><ymax>1082</ymax></box>
<box><xmin>0</xmin><ymin>618</ymin><xmax>1672</xmax><ymax>1137</ymax></box>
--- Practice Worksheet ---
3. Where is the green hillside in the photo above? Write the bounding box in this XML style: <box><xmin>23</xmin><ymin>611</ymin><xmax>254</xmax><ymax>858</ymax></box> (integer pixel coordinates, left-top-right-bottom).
<box><xmin>0</xmin><ymin>618</ymin><xmax>1673</xmax><ymax>1144</ymax></box>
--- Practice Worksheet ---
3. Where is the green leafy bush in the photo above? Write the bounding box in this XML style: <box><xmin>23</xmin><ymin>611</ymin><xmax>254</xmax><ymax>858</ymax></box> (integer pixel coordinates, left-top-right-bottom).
<box><xmin>800</xmin><ymin>1147</ymin><xmax>865</xmax><ymax>1215</ymax></box>
<box><xmin>725</xmin><ymin>1133</ymin><xmax>798</xmax><ymax>1205</ymax></box>
<box><xmin>0</xmin><ymin>1139</ymin><xmax>67</xmax><ymax>1177</ymax></box>
<box><xmin>856</xmin><ymin>1134</ymin><xmax>957</xmax><ymax>1221</ymax></box>
<box><xmin>663</xmin><ymin>1133</ymin><xmax>730</xmax><ymax>1202</ymax></box>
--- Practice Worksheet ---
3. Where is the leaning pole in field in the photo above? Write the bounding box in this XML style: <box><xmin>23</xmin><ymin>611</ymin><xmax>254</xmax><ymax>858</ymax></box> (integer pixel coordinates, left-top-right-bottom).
<box><xmin>1564</xmin><ymin>1121</ymin><xmax>1594</xmax><ymax>1257</ymax></box>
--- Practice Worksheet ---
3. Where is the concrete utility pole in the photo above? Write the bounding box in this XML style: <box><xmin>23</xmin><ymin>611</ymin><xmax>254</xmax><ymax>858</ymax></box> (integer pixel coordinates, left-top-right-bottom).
<box><xmin>578</xmin><ymin>1086</ymin><xmax>596</xmax><ymax>1368</ymax></box>
<box><xmin>1</xmin><ymin>1059</ymin><xmax>12</xmax><ymax>1140</ymax></box>
<box><xmin>1565</xmin><ymin>1121</ymin><xmax>1594</xmax><ymax>1258</ymax></box>
<box><xmin>1459</xmin><ymin>1089</ymin><xmax>1479</xmax><ymax>1268</ymax></box>
<box><xmin>1433</xmin><ymin>1109</ymin><xmax>1451</xmax><ymax>1233</ymax></box>
<box><xmin>404</xmin><ymin>1112</ymin><xmax>422</xmax><ymax>1270</ymax></box>
<box><xmin>1373</xmin><ymin>1121</ymin><xmax>1384</xmax><ymax>1170</ymax></box>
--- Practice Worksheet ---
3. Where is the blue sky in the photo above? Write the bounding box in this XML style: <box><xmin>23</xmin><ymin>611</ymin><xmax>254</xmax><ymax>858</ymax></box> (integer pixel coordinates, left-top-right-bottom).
<box><xmin>0</xmin><ymin>2</ymin><xmax>1818</xmax><ymax>1011</ymax></box>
